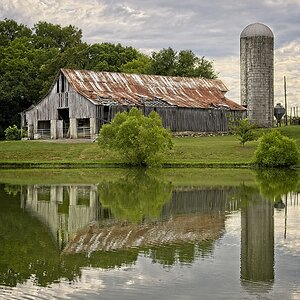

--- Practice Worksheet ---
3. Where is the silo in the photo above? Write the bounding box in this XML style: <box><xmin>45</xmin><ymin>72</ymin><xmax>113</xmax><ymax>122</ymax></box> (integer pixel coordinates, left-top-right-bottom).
<box><xmin>240</xmin><ymin>23</ymin><xmax>274</xmax><ymax>127</ymax></box>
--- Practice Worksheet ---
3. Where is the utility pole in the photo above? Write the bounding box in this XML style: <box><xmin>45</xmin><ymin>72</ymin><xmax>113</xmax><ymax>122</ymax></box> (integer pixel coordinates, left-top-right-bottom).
<box><xmin>284</xmin><ymin>76</ymin><xmax>288</xmax><ymax>126</ymax></box>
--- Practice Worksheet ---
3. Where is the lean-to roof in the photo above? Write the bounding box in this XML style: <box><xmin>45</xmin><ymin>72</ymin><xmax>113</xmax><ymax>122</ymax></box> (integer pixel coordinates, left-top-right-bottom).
<box><xmin>62</xmin><ymin>68</ymin><xmax>244</xmax><ymax>110</ymax></box>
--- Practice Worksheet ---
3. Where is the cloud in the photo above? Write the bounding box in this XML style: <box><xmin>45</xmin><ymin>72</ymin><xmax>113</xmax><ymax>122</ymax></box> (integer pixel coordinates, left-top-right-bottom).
<box><xmin>274</xmin><ymin>41</ymin><xmax>300</xmax><ymax>109</ymax></box>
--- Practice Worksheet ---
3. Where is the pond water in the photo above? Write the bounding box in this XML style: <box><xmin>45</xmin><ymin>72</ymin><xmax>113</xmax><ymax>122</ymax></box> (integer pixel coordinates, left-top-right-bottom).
<box><xmin>0</xmin><ymin>169</ymin><xmax>299</xmax><ymax>300</ymax></box>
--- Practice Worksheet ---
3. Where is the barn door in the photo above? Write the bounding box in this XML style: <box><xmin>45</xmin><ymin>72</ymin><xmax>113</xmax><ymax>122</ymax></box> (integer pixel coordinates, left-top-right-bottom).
<box><xmin>58</xmin><ymin>108</ymin><xmax>70</xmax><ymax>138</ymax></box>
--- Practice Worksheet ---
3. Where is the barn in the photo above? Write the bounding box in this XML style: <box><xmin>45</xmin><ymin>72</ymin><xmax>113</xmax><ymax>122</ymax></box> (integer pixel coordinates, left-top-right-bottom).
<box><xmin>23</xmin><ymin>68</ymin><xmax>245</xmax><ymax>140</ymax></box>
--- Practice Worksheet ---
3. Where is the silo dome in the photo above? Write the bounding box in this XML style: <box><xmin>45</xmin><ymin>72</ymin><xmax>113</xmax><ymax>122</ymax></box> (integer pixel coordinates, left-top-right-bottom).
<box><xmin>241</xmin><ymin>23</ymin><xmax>273</xmax><ymax>38</ymax></box>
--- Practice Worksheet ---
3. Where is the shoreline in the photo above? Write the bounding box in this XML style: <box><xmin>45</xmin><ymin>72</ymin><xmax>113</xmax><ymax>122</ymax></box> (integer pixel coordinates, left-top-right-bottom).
<box><xmin>0</xmin><ymin>161</ymin><xmax>298</xmax><ymax>169</ymax></box>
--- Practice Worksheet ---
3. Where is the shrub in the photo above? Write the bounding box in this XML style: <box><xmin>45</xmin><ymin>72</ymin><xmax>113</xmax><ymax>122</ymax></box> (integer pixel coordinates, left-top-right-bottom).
<box><xmin>254</xmin><ymin>130</ymin><xmax>299</xmax><ymax>168</ymax></box>
<box><xmin>4</xmin><ymin>125</ymin><xmax>21</xmax><ymax>140</ymax></box>
<box><xmin>98</xmin><ymin>108</ymin><xmax>173</xmax><ymax>167</ymax></box>
<box><xmin>230</xmin><ymin>118</ymin><xmax>257</xmax><ymax>146</ymax></box>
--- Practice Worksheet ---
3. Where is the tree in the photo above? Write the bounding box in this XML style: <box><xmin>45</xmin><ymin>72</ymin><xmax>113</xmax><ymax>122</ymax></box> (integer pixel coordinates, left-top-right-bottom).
<box><xmin>98</xmin><ymin>108</ymin><xmax>173</xmax><ymax>167</ymax></box>
<box><xmin>150</xmin><ymin>47</ymin><xmax>177</xmax><ymax>76</ymax></box>
<box><xmin>0</xmin><ymin>18</ymin><xmax>32</xmax><ymax>46</ymax></box>
<box><xmin>33</xmin><ymin>21</ymin><xmax>82</xmax><ymax>51</ymax></box>
<box><xmin>4</xmin><ymin>125</ymin><xmax>21</xmax><ymax>140</ymax></box>
<box><xmin>175</xmin><ymin>49</ymin><xmax>198</xmax><ymax>77</ymax></box>
<box><xmin>230</xmin><ymin>118</ymin><xmax>257</xmax><ymax>146</ymax></box>
<box><xmin>0</xmin><ymin>19</ymin><xmax>85</xmax><ymax>138</ymax></box>
<box><xmin>120</xmin><ymin>53</ymin><xmax>151</xmax><ymax>74</ymax></box>
<box><xmin>150</xmin><ymin>47</ymin><xmax>218</xmax><ymax>79</ymax></box>
<box><xmin>254</xmin><ymin>130</ymin><xmax>299</xmax><ymax>168</ymax></box>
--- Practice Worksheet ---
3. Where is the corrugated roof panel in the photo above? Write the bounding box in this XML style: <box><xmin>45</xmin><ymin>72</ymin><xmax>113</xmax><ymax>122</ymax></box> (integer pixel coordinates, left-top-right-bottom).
<box><xmin>61</xmin><ymin>68</ymin><xmax>244</xmax><ymax>110</ymax></box>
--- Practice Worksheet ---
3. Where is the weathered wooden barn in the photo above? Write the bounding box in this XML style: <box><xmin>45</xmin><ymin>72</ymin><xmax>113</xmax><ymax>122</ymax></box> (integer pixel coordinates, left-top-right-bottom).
<box><xmin>24</xmin><ymin>68</ymin><xmax>245</xmax><ymax>139</ymax></box>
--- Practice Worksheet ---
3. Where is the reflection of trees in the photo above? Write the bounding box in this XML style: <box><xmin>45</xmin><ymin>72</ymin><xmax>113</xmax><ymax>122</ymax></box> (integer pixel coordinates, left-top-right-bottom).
<box><xmin>98</xmin><ymin>169</ymin><xmax>173</xmax><ymax>223</ymax></box>
<box><xmin>0</xmin><ymin>185</ymin><xmax>139</xmax><ymax>287</ymax></box>
<box><xmin>0</xmin><ymin>185</ymin><xmax>66</xmax><ymax>287</ymax></box>
<box><xmin>255</xmin><ymin>169</ymin><xmax>299</xmax><ymax>203</ymax></box>
<box><xmin>143</xmin><ymin>241</ymin><xmax>214</xmax><ymax>266</ymax></box>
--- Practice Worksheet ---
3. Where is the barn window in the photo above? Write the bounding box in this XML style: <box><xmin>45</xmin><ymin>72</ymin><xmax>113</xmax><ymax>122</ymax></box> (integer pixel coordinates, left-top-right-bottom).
<box><xmin>37</xmin><ymin>186</ymin><xmax>51</xmax><ymax>201</ymax></box>
<box><xmin>59</xmin><ymin>94</ymin><xmax>62</xmax><ymax>107</ymax></box>
<box><xmin>61</xmin><ymin>74</ymin><xmax>65</xmax><ymax>92</ymax></box>
<box><xmin>77</xmin><ymin>118</ymin><xmax>90</xmax><ymax>138</ymax></box>
<box><xmin>104</xmin><ymin>106</ymin><xmax>109</xmax><ymax>121</ymax></box>
<box><xmin>77</xmin><ymin>187</ymin><xmax>91</xmax><ymax>206</ymax></box>
<box><xmin>37</xmin><ymin>121</ymin><xmax>51</xmax><ymax>139</ymax></box>
<box><xmin>65</xmin><ymin>93</ymin><xmax>68</xmax><ymax>107</ymax></box>
<box><xmin>56</xmin><ymin>79</ymin><xmax>59</xmax><ymax>93</ymax></box>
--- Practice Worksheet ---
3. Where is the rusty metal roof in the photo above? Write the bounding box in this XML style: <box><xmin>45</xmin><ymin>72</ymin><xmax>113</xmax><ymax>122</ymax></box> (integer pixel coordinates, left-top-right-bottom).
<box><xmin>62</xmin><ymin>68</ymin><xmax>244</xmax><ymax>110</ymax></box>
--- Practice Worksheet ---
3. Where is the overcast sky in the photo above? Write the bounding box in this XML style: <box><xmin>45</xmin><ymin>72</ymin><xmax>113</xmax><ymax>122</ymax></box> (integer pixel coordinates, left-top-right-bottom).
<box><xmin>1</xmin><ymin>0</ymin><xmax>300</xmax><ymax>108</ymax></box>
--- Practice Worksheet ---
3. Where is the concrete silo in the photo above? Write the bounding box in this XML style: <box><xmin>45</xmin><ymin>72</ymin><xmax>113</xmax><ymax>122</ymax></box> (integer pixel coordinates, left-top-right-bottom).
<box><xmin>240</xmin><ymin>23</ymin><xmax>274</xmax><ymax>127</ymax></box>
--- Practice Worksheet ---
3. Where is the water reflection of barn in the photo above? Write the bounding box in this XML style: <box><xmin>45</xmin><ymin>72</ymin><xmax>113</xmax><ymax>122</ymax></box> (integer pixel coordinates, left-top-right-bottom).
<box><xmin>22</xmin><ymin>184</ymin><xmax>239</xmax><ymax>254</ymax></box>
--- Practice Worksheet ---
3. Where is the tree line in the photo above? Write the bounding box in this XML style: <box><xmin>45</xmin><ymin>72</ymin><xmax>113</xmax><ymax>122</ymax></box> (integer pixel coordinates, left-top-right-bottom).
<box><xmin>0</xmin><ymin>18</ymin><xmax>218</xmax><ymax>138</ymax></box>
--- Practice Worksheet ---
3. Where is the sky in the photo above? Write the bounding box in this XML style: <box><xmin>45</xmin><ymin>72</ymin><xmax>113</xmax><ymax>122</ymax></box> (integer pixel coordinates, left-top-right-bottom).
<box><xmin>1</xmin><ymin>0</ymin><xmax>300</xmax><ymax>110</ymax></box>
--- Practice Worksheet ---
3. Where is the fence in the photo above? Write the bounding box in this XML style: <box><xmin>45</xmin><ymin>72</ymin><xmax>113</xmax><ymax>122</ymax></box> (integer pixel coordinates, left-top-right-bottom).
<box><xmin>77</xmin><ymin>126</ymin><xmax>91</xmax><ymax>139</ymax></box>
<box><xmin>36</xmin><ymin>129</ymin><xmax>51</xmax><ymax>139</ymax></box>
<box><xmin>290</xmin><ymin>106</ymin><xmax>300</xmax><ymax>125</ymax></box>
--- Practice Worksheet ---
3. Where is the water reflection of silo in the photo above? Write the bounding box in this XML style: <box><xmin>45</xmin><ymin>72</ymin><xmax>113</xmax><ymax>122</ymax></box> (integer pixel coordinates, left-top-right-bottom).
<box><xmin>241</xmin><ymin>194</ymin><xmax>274</xmax><ymax>292</ymax></box>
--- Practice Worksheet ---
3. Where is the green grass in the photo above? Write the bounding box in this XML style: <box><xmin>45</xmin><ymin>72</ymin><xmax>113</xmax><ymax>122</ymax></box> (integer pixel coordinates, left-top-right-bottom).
<box><xmin>166</xmin><ymin>135</ymin><xmax>257</xmax><ymax>164</ymax></box>
<box><xmin>0</xmin><ymin>126</ymin><xmax>298</xmax><ymax>167</ymax></box>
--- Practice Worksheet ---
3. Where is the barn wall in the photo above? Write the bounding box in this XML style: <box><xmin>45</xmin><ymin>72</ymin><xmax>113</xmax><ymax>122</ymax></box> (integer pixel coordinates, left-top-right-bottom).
<box><xmin>157</xmin><ymin>107</ymin><xmax>245</xmax><ymax>132</ymax></box>
<box><xmin>25</xmin><ymin>73</ymin><xmax>97</xmax><ymax>139</ymax></box>
<box><xmin>96</xmin><ymin>105</ymin><xmax>245</xmax><ymax>133</ymax></box>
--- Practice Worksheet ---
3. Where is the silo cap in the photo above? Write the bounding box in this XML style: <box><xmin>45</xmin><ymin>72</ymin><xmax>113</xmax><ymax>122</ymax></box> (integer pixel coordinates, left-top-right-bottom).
<box><xmin>241</xmin><ymin>23</ymin><xmax>273</xmax><ymax>38</ymax></box>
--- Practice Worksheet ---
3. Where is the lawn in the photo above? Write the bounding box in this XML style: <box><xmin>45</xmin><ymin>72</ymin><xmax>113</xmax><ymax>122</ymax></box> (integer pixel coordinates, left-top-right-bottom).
<box><xmin>0</xmin><ymin>125</ymin><xmax>298</xmax><ymax>167</ymax></box>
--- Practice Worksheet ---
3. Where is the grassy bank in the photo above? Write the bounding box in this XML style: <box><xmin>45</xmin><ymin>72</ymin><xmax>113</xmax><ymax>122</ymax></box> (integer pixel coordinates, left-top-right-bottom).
<box><xmin>0</xmin><ymin>126</ymin><xmax>299</xmax><ymax>168</ymax></box>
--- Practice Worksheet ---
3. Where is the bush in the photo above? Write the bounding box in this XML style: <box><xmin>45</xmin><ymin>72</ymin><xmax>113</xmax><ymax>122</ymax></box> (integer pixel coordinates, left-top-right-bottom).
<box><xmin>254</xmin><ymin>130</ymin><xmax>299</xmax><ymax>168</ymax></box>
<box><xmin>98</xmin><ymin>108</ymin><xmax>173</xmax><ymax>167</ymax></box>
<box><xmin>230</xmin><ymin>118</ymin><xmax>257</xmax><ymax>146</ymax></box>
<box><xmin>4</xmin><ymin>125</ymin><xmax>21</xmax><ymax>140</ymax></box>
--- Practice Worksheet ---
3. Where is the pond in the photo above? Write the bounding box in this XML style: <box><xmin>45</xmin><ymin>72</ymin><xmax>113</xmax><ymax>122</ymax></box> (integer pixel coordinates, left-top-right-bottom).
<box><xmin>0</xmin><ymin>168</ymin><xmax>299</xmax><ymax>300</ymax></box>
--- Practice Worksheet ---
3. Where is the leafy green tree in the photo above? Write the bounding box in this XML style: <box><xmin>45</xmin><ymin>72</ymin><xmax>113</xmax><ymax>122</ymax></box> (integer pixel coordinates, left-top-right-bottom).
<box><xmin>59</xmin><ymin>42</ymin><xmax>142</xmax><ymax>73</ymax></box>
<box><xmin>4</xmin><ymin>125</ymin><xmax>20</xmax><ymax>140</ymax></box>
<box><xmin>0</xmin><ymin>19</ymin><xmax>85</xmax><ymax>137</ymax></box>
<box><xmin>194</xmin><ymin>56</ymin><xmax>218</xmax><ymax>79</ymax></box>
<box><xmin>33</xmin><ymin>21</ymin><xmax>82</xmax><ymax>51</ymax></box>
<box><xmin>175</xmin><ymin>49</ymin><xmax>198</xmax><ymax>77</ymax></box>
<box><xmin>230</xmin><ymin>118</ymin><xmax>257</xmax><ymax>146</ymax></box>
<box><xmin>120</xmin><ymin>53</ymin><xmax>151</xmax><ymax>74</ymax></box>
<box><xmin>0</xmin><ymin>18</ymin><xmax>32</xmax><ymax>46</ymax></box>
<box><xmin>254</xmin><ymin>130</ymin><xmax>299</xmax><ymax>168</ymax></box>
<box><xmin>98</xmin><ymin>108</ymin><xmax>173</xmax><ymax>166</ymax></box>
<box><xmin>86</xmin><ymin>43</ymin><xmax>140</xmax><ymax>72</ymax></box>
<box><xmin>150</xmin><ymin>47</ymin><xmax>218</xmax><ymax>79</ymax></box>
<box><xmin>150</xmin><ymin>47</ymin><xmax>177</xmax><ymax>76</ymax></box>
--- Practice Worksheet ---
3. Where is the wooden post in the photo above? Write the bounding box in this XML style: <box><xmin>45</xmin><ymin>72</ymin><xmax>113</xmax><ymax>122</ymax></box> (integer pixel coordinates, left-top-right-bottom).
<box><xmin>284</xmin><ymin>76</ymin><xmax>288</xmax><ymax>126</ymax></box>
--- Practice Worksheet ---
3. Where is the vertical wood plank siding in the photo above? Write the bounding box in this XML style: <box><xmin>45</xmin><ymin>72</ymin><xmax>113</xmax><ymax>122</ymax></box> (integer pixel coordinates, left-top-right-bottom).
<box><xmin>26</xmin><ymin>84</ymin><xmax>96</xmax><ymax>124</ymax></box>
<box><xmin>96</xmin><ymin>105</ymin><xmax>245</xmax><ymax>132</ymax></box>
